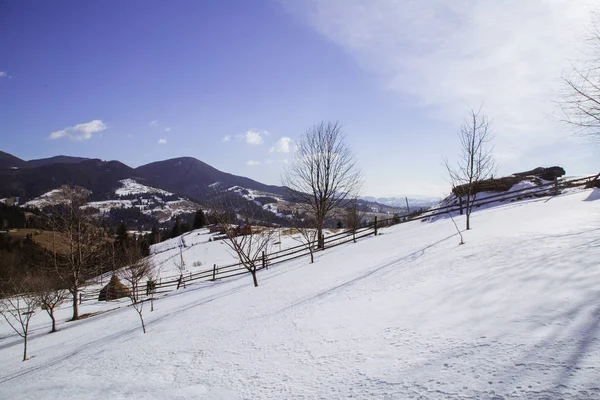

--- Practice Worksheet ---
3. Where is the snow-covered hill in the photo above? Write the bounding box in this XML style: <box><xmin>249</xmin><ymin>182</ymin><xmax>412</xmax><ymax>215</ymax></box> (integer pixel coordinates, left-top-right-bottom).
<box><xmin>1</xmin><ymin>188</ymin><xmax>600</xmax><ymax>399</ymax></box>
<box><xmin>23</xmin><ymin>179</ymin><xmax>199</xmax><ymax>223</ymax></box>
<box><xmin>228</xmin><ymin>185</ymin><xmax>287</xmax><ymax>217</ymax></box>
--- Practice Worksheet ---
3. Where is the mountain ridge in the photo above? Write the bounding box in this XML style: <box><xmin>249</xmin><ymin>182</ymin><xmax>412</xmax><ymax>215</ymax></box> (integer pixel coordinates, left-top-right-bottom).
<box><xmin>0</xmin><ymin>151</ymin><xmax>290</xmax><ymax>202</ymax></box>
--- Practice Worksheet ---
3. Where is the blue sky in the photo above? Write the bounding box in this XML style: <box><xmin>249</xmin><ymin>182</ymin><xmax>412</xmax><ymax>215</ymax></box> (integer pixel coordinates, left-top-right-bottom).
<box><xmin>1</xmin><ymin>1</ymin><xmax>598</xmax><ymax>197</ymax></box>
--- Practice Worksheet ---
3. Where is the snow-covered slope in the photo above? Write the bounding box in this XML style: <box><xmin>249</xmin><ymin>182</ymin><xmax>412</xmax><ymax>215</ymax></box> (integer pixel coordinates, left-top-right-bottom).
<box><xmin>115</xmin><ymin>178</ymin><xmax>174</xmax><ymax>196</ymax></box>
<box><xmin>23</xmin><ymin>179</ymin><xmax>198</xmax><ymax>223</ymax></box>
<box><xmin>229</xmin><ymin>185</ymin><xmax>287</xmax><ymax>217</ymax></box>
<box><xmin>1</xmin><ymin>189</ymin><xmax>600</xmax><ymax>399</ymax></box>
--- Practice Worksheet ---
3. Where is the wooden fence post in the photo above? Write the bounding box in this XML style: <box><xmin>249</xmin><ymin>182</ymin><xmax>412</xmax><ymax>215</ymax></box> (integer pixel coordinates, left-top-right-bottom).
<box><xmin>262</xmin><ymin>251</ymin><xmax>267</xmax><ymax>270</ymax></box>
<box><xmin>459</xmin><ymin>196</ymin><xmax>463</xmax><ymax>215</ymax></box>
<box><xmin>374</xmin><ymin>216</ymin><xmax>378</xmax><ymax>236</ymax></box>
<box><xmin>79</xmin><ymin>293</ymin><xmax>83</xmax><ymax>305</ymax></box>
<box><xmin>177</xmin><ymin>274</ymin><xmax>183</xmax><ymax>290</ymax></box>
<box><xmin>212</xmin><ymin>264</ymin><xmax>217</xmax><ymax>281</ymax></box>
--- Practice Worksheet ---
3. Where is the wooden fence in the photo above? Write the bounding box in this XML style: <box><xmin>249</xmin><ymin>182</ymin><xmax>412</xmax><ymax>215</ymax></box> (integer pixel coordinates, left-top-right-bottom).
<box><xmin>79</xmin><ymin>173</ymin><xmax>599</xmax><ymax>304</ymax></box>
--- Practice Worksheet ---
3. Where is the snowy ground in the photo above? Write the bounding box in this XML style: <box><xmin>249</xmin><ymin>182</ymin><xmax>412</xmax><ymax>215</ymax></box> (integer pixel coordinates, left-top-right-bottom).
<box><xmin>1</xmin><ymin>189</ymin><xmax>600</xmax><ymax>399</ymax></box>
<box><xmin>147</xmin><ymin>228</ymin><xmax>342</xmax><ymax>280</ymax></box>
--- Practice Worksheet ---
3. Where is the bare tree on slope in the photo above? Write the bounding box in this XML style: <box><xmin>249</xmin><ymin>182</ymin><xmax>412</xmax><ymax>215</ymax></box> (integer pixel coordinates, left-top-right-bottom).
<box><xmin>283</xmin><ymin>121</ymin><xmax>362</xmax><ymax>249</ymax></box>
<box><xmin>444</xmin><ymin>107</ymin><xmax>496</xmax><ymax>230</ymax></box>
<box><xmin>0</xmin><ymin>276</ymin><xmax>41</xmax><ymax>361</ymax></box>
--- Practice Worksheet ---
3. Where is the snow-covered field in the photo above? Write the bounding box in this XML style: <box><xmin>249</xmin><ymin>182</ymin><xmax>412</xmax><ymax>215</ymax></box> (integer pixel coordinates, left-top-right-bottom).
<box><xmin>148</xmin><ymin>227</ymin><xmax>340</xmax><ymax>280</ymax></box>
<box><xmin>1</xmin><ymin>188</ymin><xmax>600</xmax><ymax>399</ymax></box>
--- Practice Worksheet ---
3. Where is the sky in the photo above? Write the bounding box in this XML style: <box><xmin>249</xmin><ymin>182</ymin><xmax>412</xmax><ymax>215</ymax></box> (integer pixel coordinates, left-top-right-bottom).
<box><xmin>1</xmin><ymin>0</ymin><xmax>598</xmax><ymax>198</ymax></box>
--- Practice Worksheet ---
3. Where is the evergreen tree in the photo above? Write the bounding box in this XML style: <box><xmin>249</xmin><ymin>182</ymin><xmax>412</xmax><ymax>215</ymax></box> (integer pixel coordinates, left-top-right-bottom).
<box><xmin>171</xmin><ymin>218</ymin><xmax>182</xmax><ymax>238</ymax></box>
<box><xmin>139</xmin><ymin>239</ymin><xmax>150</xmax><ymax>257</ymax></box>
<box><xmin>180</xmin><ymin>222</ymin><xmax>191</xmax><ymax>234</ymax></box>
<box><xmin>193</xmin><ymin>209</ymin><xmax>207</xmax><ymax>229</ymax></box>
<box><xmin>115</xmin><ymin>222</ymin><xmax>129</xmax><ymax>251</ymax></box>
<box><xmin>150</xmin><ymin>225</ymin><xmax>160</xmax><ymax>245</ymax></box>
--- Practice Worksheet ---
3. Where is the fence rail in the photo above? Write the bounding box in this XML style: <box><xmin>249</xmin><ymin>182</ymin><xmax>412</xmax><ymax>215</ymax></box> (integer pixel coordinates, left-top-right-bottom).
<box><xmin>79</xmin><ymin>173</ymin><xmax>598</xmax><ymax>304</ymax></box>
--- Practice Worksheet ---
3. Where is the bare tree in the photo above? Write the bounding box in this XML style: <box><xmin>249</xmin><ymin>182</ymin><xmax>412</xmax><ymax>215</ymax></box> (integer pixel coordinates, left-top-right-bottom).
<box><xmin>449</xmin><ymin>214</ymin><xmax>465</xmax><ymax>245</ymax></box>
<box><xmin>37</xmin><ymin>276</ymin><xmax>69</xmax><ymax>333</ymax></box>
<box><xmin>444</xmin><ymin>108</ymin><xmax>496</xmax><ymax>230</ymax></box>
<box><xmin>173</xmin><ymin>243</ymin><xmax>186</xmax><ymax>290</ymax></box>
<box><xmin>283</xmin><ymin>121</ymin><xmax>362</xmax><ymax>249</ymax></box>
<box><xmin>119</xmin><ymin>242</ymin><xmax>155</xmax><ymax>334</ymax></box>
<box><xmin>289</xmin><ymin>212</ymin><xmax>319</xmax><ymax>264</ymax></box>
<box><xmin>47</xmin><ymin>185</ymin><xmax>107</xmax><ymax>321</ymax></box>
<box><xmin>561</xmin><ymin>20</ymin><xmax>600</xmax><ymax>138</ymax></box>
<box><xmin>0</xmin><ymin>277</ymin><xmax>41</xmax><ymax>361</ymax></box>
<box><xmin>210</xmin><ymin>195</ymin><xmax>275</xmax><ymax>287</ymax></box>
<box><xmin>345</xmin><ymin>197</ymin><xmax>365</xmax><ymax>243</ymax></box>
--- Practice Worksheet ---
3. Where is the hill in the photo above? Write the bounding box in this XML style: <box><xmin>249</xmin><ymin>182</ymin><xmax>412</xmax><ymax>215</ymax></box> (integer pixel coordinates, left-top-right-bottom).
<box><xmin>26</xmin><ymin>155</ymin><xmax>90</xmax><ymax>168</ymax></box>
<box><xmin>0</xmin><ymin>158</ymin><xmax>136</xmax><ymax>201</ymax></box>
<box><xmin>134</xmin><ymin>157</ymin><xmax>289</xmax><ymax>200</ymax></box>
<box><xmin>0</xmin><ymin>150</ymin><xmax>27</xmax><ymax>169</ymax></box>
<box><xmin>0</xmin><ymin>187</ymin><xmax>598</xmax><ymax>399</ymax></box>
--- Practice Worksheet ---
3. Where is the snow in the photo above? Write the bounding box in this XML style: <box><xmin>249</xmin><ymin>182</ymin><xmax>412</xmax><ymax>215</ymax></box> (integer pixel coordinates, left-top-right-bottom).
<box><xmin>23</xmin><ymin>179</ymin><xmax>196</xmax><ymax>222</ymax></box>
<box><xmin>115</xmin><ymin>178</ymin><xmax>173</xmax><ymax>196</ymax></box>
<box><xmin>228</xmin><ymin>186</ymin><xmax>286</xmax><ymax>217</ymax></box>
<box><xmin>424</xmin><ymin>177</ymin><xmax>564</xmax><ymax>222</ymax></box>
<box><xmin>1</xmin><ymin>188</ymin><xmax>600</xmax><ymax>399</ymax></box>
<box><xmin>148</xmin><ymin>227</ymin><xmax>340</xmax><ymax>279</ymax></box>
<box><xmin>85</xmin><ymin>199</ymin><xmax>134</xmax><ymax>213</ymax></box>
<box><xmin>23</xmin><ymin>189</ymin><xmax>68</xmax><ymax>208</ymax></box>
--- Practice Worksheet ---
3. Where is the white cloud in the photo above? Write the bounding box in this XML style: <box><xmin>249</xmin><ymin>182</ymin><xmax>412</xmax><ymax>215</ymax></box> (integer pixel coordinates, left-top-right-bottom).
<box><xmin>247</xmin><ymin>160</ymin><xmax>261</xmax><ymax>166</ymax></box>
<box><xmin>265</xmin><ymin>159</ymin><xmax>274</xmax><ymax>165</ymax></box>
<box><xmin>49</xmin><ymin>120</ymin><xmax>107</xmax><ymax>141</ymax></box>
<box><xmin>0</xmin><ymin>72</ymin><xmax>7</xmax><ymax>78</ymax></box>
<box><xmin>158</xmin><ymin>138</ymin><xmax>167</xmax><ymax>144</ymax></box>
<box><xmin>244</xmin><ymin>129</ymin><xmax>267</xmax><ymax>145</ymax></box>
<box><xmin>149</xmin><ymin>120</ymin><xmax>159</xmax><ymax>128</ymax></box>
<box><xmin>287</xmin><ymin>0</ymin><xmax>598</xmax><ymax>161</ymax></box>
<box><xmin>165</xmin><ymin>127</ymin><xmax>171</xmax><ymax>132</ymax></box>
<box><xmin>222</xmin><ymin>135</ymin><xmax>231</xmax><ymax>143</ymax></box>
<box><xmin>269</xmin><ymin>137</ymin><xmax>292</xmax><ymax>153</ymax></box>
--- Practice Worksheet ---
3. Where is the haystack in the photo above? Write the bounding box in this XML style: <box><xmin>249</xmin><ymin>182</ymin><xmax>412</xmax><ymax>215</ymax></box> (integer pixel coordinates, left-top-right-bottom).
<box><xmin>98</xmin><ymin>275</ymin><xmax>131</xmax><ymax>301</ymax></box>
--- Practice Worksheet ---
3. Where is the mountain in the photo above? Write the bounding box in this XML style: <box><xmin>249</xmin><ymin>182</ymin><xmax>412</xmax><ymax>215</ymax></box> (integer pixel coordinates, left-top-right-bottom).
<box><xmin>361</xmin><ymin>196</ymin><xmax>440</xmax><ymax>210</ymax></box>
<box><xmin>0</xmin><ymin>150</ymin><xmax>405</xmax><ymax>221</ymax></box>
<box><xmin>0</xmin><ymin>150</ymin><xmax>27</xmax><ymax>169</ymax></box>
<box><xmin>135</xmin><ymin>157</ymin><xmax>288</xmax><ymax>200</ymax></box>
<box><xmin>0</xmin><ymin>151</ymin><xmax>290</xmax><ymax>204</ymax></box>
<box><xmin>26</xmin><ymin>155</ymin><xmax>90</xmax><ymax>168</ymax></box>
<box><xmin>0</xmin><ymin>158</ymin><xmax>136</xmax><ymax>201</ymax></box>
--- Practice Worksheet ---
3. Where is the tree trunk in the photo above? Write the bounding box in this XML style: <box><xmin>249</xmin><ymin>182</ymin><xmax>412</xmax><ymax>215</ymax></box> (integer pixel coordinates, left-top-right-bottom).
<box><xmin>71</xmin><ymin>286</ymin><xmax>79</xmax><ymax>321</ymax></box>
<box><xmin>138</xmin><ymin>310</ymin><xmax>146</xmax><ymax>334</ymax></box>
<box><xmin>23</xmin><ymin>334</ymin><xmax>28</xmax><ymax>361</ymax></box>
<box><xmin>251</xmin><ymin>268</ymin><xmax>259</xmax><ymax>287</ymax></box>
<box><xmin>50</xmin><ymin>309</ymin><xmax>57</xmax><ymax>333</ymax></box>
<box><xmin>317</xmin><ymin>226</ymin><xmax>324</xmax><ymax>249</ymax></box>
<box><xmin>309</xmin><ymin>248</ymin><xmax>314</xmax><ymax>264</ymax></box>
<box><xmin>465</xmin><ymin>193</ymin><xmax>471</xmax><ymax>231</ymax></box>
